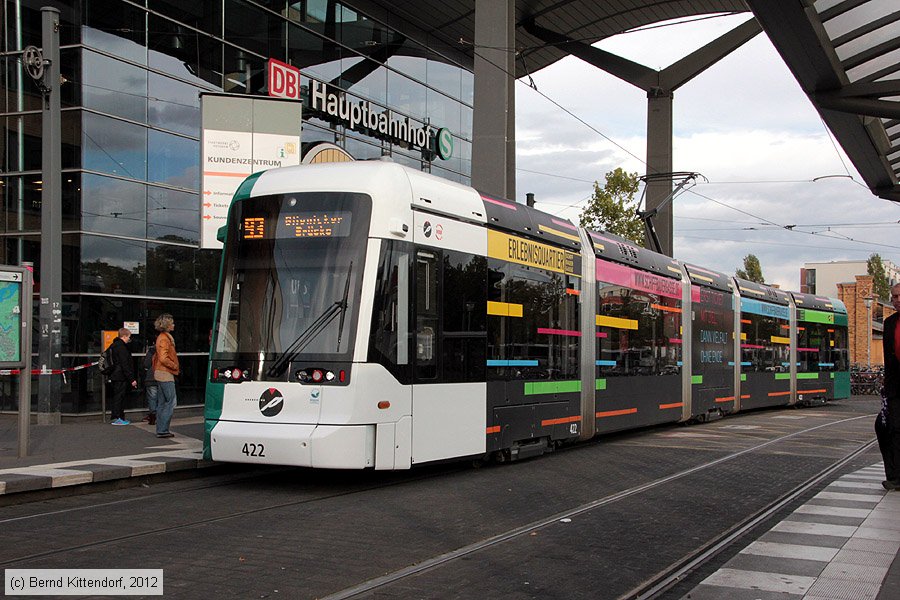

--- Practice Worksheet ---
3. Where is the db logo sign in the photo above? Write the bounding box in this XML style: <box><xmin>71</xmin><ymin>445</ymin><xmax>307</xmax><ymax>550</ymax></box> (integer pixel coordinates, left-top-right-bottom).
<box><xmin>268</xmin><ymin>59</ymin><xmax>302</xmax><ymax>101</ymax></box>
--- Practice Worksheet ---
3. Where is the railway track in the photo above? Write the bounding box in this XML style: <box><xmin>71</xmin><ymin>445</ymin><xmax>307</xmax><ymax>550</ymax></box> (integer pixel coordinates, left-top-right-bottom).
<box><xmin>321</xmin><ymin>414</ymin><xmax>877</xmax><ymax>600</ymax></box>
<box><xmin>0</xmin><ymin>409</ymin><xmax>879</xmax><ymax>599</ymax></box>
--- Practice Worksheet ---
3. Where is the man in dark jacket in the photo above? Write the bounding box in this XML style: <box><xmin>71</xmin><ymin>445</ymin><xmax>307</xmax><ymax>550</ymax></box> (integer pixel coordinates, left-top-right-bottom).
<box><xmin>879</xmin><ymin>284</ymin><xmax>900</xmax><ymax>489</ymax></box>
<box><xmin>108</xmin><ymin>328</ymin><xmax>137</xmax><ymax>425</ymax></box>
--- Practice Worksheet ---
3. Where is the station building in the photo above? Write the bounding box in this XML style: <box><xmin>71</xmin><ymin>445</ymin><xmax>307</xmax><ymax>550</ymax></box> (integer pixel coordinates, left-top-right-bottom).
<box><xmin>4</xmin><ymin>1</ymin><xmax>898</xmax><ymax>416</ymax></box>
<box><xmin>0</xmin><ymin>0</ymin><xmax>475</xmax><ymax>413</ymax></box>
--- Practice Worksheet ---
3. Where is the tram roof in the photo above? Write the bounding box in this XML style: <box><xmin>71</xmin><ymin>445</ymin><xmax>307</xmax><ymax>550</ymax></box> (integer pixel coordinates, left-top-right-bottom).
<box><xmin>362</xmin><ymin>0</ymin><xmax>900</xmax><ymax>204</ymax></box>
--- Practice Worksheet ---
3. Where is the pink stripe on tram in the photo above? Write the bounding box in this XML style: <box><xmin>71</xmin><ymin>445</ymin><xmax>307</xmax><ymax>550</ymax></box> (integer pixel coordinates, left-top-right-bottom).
<box><xmin>669</xmin><ymin>338</ymin><xmax>682</xmax><ymax>344</ymax></box>
<box><xmin>797</xmin><ymin>347</ymin><xmax>819</xmax><ymax>352</ymax></box>
<box><xmin>481</xmin><ymin>195</ymin><xmax>517</xmax><ymax>210</ymax></box>
<box><xmin>551</xmin><ymin>218</ymin><xmax>577</xmax><ymax>230</ymax></box>
<box><xmin>596</xmin><ymin>332</ymin><xmax>608</xmax><ymax>338</ymax></box>
<box><xmin>538</xmin><ymin>328</ymin><xmax>582</xmax><ymax>337</ymax></box>
<box><xmin>741</xmin><ymin>343</ymin><xmax>764</xmax><ymax>349</ymax></box>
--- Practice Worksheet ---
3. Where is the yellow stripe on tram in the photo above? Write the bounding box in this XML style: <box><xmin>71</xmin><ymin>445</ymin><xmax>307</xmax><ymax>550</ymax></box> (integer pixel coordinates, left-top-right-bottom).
<box><xmin>487</xmin><ymin>301</ymin><xmax>523</xmax><ymax>317</ymax></box>
<box><xmin>596</xmin><ymin>314</ymin><xmax>639</xmax><ymax>330</ymax></box>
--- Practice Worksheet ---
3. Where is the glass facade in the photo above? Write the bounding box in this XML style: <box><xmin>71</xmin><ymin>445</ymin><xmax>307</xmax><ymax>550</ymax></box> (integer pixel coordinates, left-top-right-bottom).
<box><xmin>0</xmin><ymin>0</ymin><xmax>474</xmax><ymax>413</ymax></box>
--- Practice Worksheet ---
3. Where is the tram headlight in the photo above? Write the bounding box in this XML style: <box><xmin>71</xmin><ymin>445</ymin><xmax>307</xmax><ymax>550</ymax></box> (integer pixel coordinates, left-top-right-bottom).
<box><xmin>295</xmin><ymin>367</ymin><xmax>337</xmax><ymax>384</ymax></box>
<box><xmin>213</xmin><ymin>366</ymin><xmax>250</xmax><ymax>383</ymax></box>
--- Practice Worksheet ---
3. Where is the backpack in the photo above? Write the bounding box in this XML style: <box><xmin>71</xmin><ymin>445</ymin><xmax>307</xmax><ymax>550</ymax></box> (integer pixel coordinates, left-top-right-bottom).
<box><xmin>98</xmin><ymin>344</ymin><xmax>116</xmax><ymax>376</ymax></box>
<box><xmin>142</xmin><ymin>347</ymin><xmax>156</xmax><ymax>377</ymax></box>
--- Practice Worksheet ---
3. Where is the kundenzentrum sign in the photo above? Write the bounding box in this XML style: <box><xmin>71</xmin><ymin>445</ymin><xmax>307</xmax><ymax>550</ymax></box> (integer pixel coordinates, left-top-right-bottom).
<box><xmin>267</xmin><ymin>58</ymin><xmax>453</xmax><ymax>160</ymax></box>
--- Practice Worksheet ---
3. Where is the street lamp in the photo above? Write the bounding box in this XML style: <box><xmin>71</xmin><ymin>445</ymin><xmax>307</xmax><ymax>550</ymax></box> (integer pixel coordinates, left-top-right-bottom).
<box><xmin>863</xmin><ymin>296</ymin><xmax>873</xmax><ymax>370</ymax></box>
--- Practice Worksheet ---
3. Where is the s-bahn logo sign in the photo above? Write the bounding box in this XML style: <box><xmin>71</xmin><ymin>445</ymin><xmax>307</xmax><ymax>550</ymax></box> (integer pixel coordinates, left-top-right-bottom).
<box><xmin>259</xmin><ymin>388</ymin><xmax>285</xmax><ymax>417</ymax></box>
<box><xmin>267</xmin><ymin>58</ymin><xmax>453</xmax><ymax>160</ymax></box>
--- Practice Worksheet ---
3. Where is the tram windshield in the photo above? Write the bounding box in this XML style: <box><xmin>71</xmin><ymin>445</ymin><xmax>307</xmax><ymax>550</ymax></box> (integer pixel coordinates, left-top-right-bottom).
<box><xmin>212</xmin><ymin>192</ymin><xmax>370</xmax><ymax>365</ymax></box>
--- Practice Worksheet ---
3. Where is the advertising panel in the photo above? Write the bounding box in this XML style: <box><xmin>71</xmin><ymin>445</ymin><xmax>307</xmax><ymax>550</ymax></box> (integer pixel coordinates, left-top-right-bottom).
<box><xmin>200</xmin><ymin>95</ymin><xmax>302</xmax><ymax>249</ymax></box>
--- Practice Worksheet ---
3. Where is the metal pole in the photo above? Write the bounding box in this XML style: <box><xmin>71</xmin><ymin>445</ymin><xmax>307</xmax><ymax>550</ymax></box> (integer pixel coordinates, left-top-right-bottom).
<box><xmin>18</xmin><ymin>263</ymin><xmax>33</xmax><ymax>458</ymax></box>
<box><xmin>37</xmin><ymin>6</ymin><xmax>62</xmax><ymax>425</ymax></box>
<box><xmin>867</xmin><ymin>303</ymin><xmax>872</xmax><ymax>370</ymax></box>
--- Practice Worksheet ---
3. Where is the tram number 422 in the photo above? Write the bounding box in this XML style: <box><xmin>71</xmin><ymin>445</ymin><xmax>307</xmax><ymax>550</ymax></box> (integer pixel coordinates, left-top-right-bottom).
<box><xmin>241</xmin><ymin>442</ymin><xmax>266</xmax><ymax>457</ymax></box>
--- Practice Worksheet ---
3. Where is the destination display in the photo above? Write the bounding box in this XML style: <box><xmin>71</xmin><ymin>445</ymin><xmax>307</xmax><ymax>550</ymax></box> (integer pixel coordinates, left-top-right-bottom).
<box><xmin>241</xmin><ymin>211</ymin><xmax>352</xmax><ymax>240</ymax></box>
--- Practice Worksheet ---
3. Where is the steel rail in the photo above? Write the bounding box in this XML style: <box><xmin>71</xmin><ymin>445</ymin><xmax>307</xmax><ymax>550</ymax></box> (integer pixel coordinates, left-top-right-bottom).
<box><xmin>322</xmin><ymin>414</ymin><xmax>876</xmax><ymax>600</ymax></box>
<box><xmin>622</xmin><ymin>436</ymin><xmax>878</xmax><ymax>600</ymax></box>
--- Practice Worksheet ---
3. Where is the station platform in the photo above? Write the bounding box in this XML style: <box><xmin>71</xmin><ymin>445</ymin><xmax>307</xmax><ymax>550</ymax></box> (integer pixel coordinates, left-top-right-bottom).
<box><xmin>0</xmin><ymin>413</ymin><xmax>898</xmax><ymax>600</ymax></box>
<box><xmin>680</xmin><ymin>462</ymin><xmax>900</xmax><ymax>600</ymax></box>
<box><xmin>0</xmin><ymin>411</ymin><xmax>210</xmax><ymax>497</ymax></box>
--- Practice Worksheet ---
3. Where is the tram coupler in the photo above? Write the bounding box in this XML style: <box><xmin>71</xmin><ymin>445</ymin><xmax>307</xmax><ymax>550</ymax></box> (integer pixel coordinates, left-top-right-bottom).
<box><xmin>509</xmin><ymin>437</ymin><xmax>550</xmax><ymax>461</ymax></box>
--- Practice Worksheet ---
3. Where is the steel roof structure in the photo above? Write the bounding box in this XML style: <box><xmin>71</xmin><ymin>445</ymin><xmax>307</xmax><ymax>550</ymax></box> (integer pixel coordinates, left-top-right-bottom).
<box><xmin>747</xmin><ymin>0</ymin><xmax>900</xmax><ymax>202</ymax></box>
<box><xmin>362</xmin><ymin>0</ymin><xmax>900</xmax><ymax>204</ymax></box>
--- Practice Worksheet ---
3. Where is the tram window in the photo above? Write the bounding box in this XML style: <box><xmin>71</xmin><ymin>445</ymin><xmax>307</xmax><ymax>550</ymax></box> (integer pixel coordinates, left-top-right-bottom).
<box><xmin>442</xmin><ymin>251</ymin><xmax>487</xmax><ymax>382</ymax></box>
<box><xmin>797</xmin><ymin>323</ymin><xmax>827</xmax><ymax>372</ymax></box>
<box><xmin>416</xmin><ymin>251</ymin><xmax>438</xmax><ymax>380</ymax></box>
<box><xmin>596</xmin><ymin>282</ymin><xmax>682</xmax><ymax>377</ymax></box>
<box><xmin>369</xmin><ymin>240</ymin><xmax>412</xmax><ymax>384</ymax></box>
<box><xmin>740</xmin><ymin>313</ymin><xmax>789</xmax><ymax>372</ymax></box>
<box><xmin>487</xmin><ymin>260</ymin><xmax>579</xmax><ymax>381</ymax></box>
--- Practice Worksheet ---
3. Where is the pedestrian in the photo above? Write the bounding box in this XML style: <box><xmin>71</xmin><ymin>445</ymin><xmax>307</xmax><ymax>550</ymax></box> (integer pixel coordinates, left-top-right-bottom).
<box><xmin>879</xmin><ymin>283</ymin><xmax>900</xmax><ymax>490</ymax></box>
<box><xmin>153</xmin><ymin>313</ymin><xmax>180</xmax><ymax>438</ymax></box>
<box><xmin>108</xmin><ymin>328</ymin><xmax>137</xmax><ymax>425</ymax></box>
<box><xmin>141</xmin><ymin>341</ymin><xmax>157</xmax><ymax>425</ymax></box>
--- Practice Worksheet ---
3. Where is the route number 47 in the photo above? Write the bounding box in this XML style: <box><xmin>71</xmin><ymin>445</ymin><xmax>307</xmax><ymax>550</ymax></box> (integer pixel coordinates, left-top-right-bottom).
<box><xmin>242</xmin><ymin>442</ymin><xmax>265</xmax><ymax>457</ymax></box>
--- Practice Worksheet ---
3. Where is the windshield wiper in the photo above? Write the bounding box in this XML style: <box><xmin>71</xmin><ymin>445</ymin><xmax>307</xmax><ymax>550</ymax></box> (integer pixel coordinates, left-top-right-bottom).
<box><xmin>266</xmin><ymin>262</ymin><xmax>353</xmax><ymax>378</ymax></box>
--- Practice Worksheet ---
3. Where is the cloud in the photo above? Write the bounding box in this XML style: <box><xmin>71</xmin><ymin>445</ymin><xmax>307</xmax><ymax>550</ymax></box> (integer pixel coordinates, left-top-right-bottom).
<box><xmin>514</xmin><ymin>14</ymin><xmax>900</xmax><ymax>293</ymax></box>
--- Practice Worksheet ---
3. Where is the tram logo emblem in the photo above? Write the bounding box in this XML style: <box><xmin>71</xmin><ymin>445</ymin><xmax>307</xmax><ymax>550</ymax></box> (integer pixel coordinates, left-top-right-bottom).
<box><xmin>259</xmin><ymin>388</ymin><xmax>285</xmax><ymax>417</ymax></box>
<box><xmin>423</xmin><ymin>221</ymin><xmax>432</xmax><ymax>238</ymax></box>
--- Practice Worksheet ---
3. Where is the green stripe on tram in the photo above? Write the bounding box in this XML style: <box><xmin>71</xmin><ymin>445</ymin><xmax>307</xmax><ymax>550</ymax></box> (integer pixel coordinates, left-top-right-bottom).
<box><xmin>797</xmin><ymin>372</ymin><xmax>819</xmax><ymax>380</ymax></box>
<box><xmin>691</xmin><ymin>375</ymin><xmax>703</xmax><ymax>385</ymax></box>
<box><xmin>524</xmin><ymin>380</ymin><xmax>582</xmax><ymax>395</ymax></box>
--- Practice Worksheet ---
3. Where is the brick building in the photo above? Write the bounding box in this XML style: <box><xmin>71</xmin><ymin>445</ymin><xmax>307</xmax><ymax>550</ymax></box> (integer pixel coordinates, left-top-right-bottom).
<box><xmin>837</xmin><ymin>275</ymin><xmax>894</xmax><ymax>369</ymax></box>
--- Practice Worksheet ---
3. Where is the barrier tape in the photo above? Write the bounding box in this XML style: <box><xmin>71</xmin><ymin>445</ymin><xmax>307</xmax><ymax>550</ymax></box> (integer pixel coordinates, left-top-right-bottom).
<box><xmin>0</xmin><ymin>361</ymin><xmax>98</xmax><ymax>376</ymax></box>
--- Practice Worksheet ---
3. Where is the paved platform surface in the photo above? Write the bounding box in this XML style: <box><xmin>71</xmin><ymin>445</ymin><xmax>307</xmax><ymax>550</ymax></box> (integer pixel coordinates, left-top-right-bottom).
<box><xmin>1</xmin><ymin>412</ymin><xmax>899</xmax><ymax>600</ymax></box>
<box><xmin>0</xmin><ymin>413</ymin><xmax>209</xmax><ymax>496</ymax></box>
<box><xmin>680</xmin><ymin>462</ymin><xmax>900</xmax><ymax>600</ymax></box>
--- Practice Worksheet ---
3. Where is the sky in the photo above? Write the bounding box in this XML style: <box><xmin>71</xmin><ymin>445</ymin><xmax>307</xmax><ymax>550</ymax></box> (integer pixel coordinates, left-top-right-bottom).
<box><xmin>513</xmin><ymin>13</ymin><xmax>900</xmax><ymax>292</ymax></box>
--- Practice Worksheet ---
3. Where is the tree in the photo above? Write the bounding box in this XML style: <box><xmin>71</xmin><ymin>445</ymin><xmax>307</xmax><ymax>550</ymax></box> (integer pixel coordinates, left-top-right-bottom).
<box><xmin>868</xmin><ymin>253</ymin><xmax>890</xmax><ymax>302</ymax></box>
<box><xmin>736</xmin><ymin>254</ymin><xmax>765</xmax><ymax>283</ymax></box>
<box><xmin>578</xmin><ymin>168</ymin><xmax>644</xmax><ymax>245</ymax></box>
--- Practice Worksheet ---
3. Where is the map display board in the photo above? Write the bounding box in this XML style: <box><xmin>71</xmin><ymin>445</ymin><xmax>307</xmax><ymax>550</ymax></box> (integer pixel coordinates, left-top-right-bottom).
<box><xmin>0</xmin><ymin>269</ymin><xmax>25</xmax><ymax>367</ymax></box>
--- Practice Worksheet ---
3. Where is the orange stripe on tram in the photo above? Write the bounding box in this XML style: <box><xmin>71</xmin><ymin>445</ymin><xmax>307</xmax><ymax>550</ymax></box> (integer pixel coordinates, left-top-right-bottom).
<box><xmin>596</xmin><ymin>408</ymin><xmax>637</xmax><ymax>418</ymax></box>
<box><xmin>541</xmin><ymin>416</ymin><xmax>581</xmax><ymax>427</ymax></box>
<box><xmin>715</xmin><ymin>396</ymin><xmax>735</xmax><ymax>403</ymax></box>
<box><xmin>799</xmin><ymin>389</ymin><xmax>827</xmax><ymax>394</ymax></box>
<box><xmin>767</xmin><ymin>391</ymin><xmax>791</xmax><ymax>397</ymax></box>
<box><xmin>486</xmin><ymin>426</ymin><xmax>501</xmax><ymax>434</ymax></box>
<box><xmin>651</xmin><ymin>303</ymin><xmax>681</xmax><ymax>313</ymax></box>
<box><xmin>659</xmin><ymin>402</ymin><xmax>683</xmax><ymax>410</ymax></box>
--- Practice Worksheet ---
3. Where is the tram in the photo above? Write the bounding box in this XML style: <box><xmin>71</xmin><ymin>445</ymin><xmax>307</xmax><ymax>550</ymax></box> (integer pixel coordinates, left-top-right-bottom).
<box><xmin>204</xmin><ymin>161</ymin><xmax>849</xmax><ymax>469</ymax></box>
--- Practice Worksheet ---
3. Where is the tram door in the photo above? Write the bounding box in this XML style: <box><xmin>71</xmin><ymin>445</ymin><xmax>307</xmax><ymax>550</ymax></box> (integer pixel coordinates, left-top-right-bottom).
<box><xmin>409</xmin><ymin>248</ymin><xmax>487</xmax><ymax>464</ymax></box>
<box><xmin>690</xmin><ymin>283</ymin><xmax>735</xmax><ymax>420</ymax></box>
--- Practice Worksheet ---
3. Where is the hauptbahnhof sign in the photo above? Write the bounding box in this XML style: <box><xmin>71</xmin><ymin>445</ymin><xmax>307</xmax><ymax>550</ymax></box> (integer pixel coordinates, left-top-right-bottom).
<box><xmin>268</xmin><ymin>58</ymin><xmax>453</xmax><ymax>160</ymax></box>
